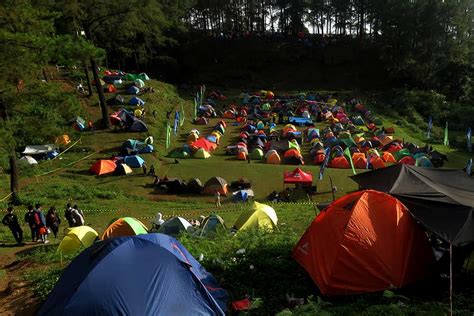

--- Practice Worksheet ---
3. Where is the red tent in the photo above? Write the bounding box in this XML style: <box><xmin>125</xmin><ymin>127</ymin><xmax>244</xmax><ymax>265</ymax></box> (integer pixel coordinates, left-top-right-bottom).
<box><xmin>191</xmin><ymin>137</ymin><xmax>217</xmax><ymax>153</ymax></box>
<box><xmin>90</xmin><ymin>160</ymin><xmax>117</xmax><ymax>175</ymax></box>
<box><xmin>283</xmin><ymin>168</ymin><xmax>313</xmax><ymax>185</ymax></box>
<box><xmin>293</xmin><ymin>190</ymin><xmax>435</xmax><ymax>295</ymax></box>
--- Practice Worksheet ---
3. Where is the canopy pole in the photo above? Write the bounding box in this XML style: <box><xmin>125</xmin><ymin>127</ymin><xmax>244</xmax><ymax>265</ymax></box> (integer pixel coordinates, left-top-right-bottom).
<box><xmin>449</xmin><ymin>241</ymin><xmax>453</xmax><ymax>316</ymax></box>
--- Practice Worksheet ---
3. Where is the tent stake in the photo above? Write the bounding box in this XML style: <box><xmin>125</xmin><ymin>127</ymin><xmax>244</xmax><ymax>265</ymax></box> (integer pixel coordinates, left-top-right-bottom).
<box><xmin>449</xmin><ymin>241</ymin><xmax>453</xmax><ymax>316</ymax></box>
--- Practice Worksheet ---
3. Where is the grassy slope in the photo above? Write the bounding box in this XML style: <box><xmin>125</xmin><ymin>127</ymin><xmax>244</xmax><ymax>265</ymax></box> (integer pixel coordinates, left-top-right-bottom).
<box><xmin>1</xmin><ymin>79</ymin><xmax>473</xmax><ymax>315</ymax></box>
<box><xmin>0</xmin><ymin>80</ymin><xmax>471</xmax><ymax>210</ymax></box>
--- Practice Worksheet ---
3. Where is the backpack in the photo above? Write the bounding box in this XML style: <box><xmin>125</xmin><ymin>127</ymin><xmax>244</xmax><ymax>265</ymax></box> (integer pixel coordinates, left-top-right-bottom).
<box><xmin>72</xmin><ymin>210</ymin><xmax>84</xmax><ymax>226</ymax></box>
<box><xmin>65</xmin><ymin>208</ymin><xmax>72</xmax><ymax>222</ymax></box>
<box><xmin>33</xmin><ymin>212</ymin><xmax>42</xmax><ymax>226</ymax></box>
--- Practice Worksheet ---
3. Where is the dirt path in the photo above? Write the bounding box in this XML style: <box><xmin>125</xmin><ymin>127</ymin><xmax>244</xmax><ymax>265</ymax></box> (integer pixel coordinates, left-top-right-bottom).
<box><xmin>0</xmin><ymin>244</ymin><xmax>44</xmax><ymax>315</ymax></box>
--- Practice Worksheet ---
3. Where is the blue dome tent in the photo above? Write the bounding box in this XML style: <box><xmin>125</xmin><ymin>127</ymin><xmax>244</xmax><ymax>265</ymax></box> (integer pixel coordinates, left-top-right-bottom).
<box><xmin>37</xmin><ymin>234</ymin><xmax>227</xmax><ymax>316</ymax></box>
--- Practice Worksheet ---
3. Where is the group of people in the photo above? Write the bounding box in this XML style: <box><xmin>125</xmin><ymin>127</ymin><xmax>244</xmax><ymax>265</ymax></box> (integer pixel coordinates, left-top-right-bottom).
<box><xmin>1</xmin><ymin>203</ymin><xmax>86</xmax><ymax>245</ymax></box>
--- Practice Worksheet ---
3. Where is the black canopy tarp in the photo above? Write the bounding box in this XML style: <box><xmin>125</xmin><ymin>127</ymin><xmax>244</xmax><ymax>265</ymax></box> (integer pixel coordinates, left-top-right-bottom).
<box><xmin>351</xmin><ymin>164</ymin><xmax>474</xmax><ymax>246</ymax></box>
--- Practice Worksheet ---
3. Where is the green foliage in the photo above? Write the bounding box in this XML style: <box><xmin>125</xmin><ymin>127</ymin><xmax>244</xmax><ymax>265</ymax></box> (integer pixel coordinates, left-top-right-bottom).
<box><xmin>18</xmin><ymin>183</ymin><xmax>125</xmax><ymax>206</ymax></box>
<box><xmin>179</xmin><ymin>227</ymin><xmax>313</xmax><ymax>314</ymax></box>
<box><xmin>24</xmin><ymin>267</ymin><xmax>64</xmax><ymax>299</ymax></box>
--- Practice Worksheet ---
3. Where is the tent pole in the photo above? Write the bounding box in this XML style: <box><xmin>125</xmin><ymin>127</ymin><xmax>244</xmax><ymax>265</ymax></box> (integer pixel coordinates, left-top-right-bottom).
<box><xmin>449</xmin><ymin>241</ymin><xmax>453</xmax><ymax>316</ymax></box>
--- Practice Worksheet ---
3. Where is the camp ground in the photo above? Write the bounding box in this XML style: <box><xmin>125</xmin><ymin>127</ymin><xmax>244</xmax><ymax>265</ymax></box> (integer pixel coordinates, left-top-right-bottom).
<box><xmin>3</xmin><ymin>1</ymin><xmax>474</xmax><ymax>314</ymax></box>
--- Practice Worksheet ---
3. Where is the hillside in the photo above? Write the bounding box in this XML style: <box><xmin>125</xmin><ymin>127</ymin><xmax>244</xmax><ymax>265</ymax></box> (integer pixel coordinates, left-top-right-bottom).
<box><xmin>0</xmin><ymin>79</ymin><xmax>471</xmax><ymax>212</ymax></box>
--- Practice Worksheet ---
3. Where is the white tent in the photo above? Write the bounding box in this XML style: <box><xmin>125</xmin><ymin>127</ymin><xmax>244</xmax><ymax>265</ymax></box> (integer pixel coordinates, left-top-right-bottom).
<box><xmin>19</xmin><ymin>156</ymin><xmax>38</xmax><ymax>165</ymax></box>
<box><xmin>157</xmin><ymin>216</ymin><xmax>193</xmax><ymax>236</ymax></box>
<box><xmin>22</xmin><ymin>144</ymin><xmax>56</xmax><ymax>155</ymax></box>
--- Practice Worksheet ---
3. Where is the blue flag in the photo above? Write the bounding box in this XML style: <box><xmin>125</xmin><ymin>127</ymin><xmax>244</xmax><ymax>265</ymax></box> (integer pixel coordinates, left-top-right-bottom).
<box><xmin>427</xmin><ymin>116</ymin><xmax>432</xmax><ymax>139</ymax></box>
<box><xmin>318</xmin><ymin>147</ymin><xmax>331</xmax><ymax>180</ymax></box>
<box><xmin>467</xmin><ymin>127</ymin><xmax>472</xmax><ymax>152</ymax></box>
<box><xmin>467</xmin><ymin>159</ymin><xmax>472</xmax><ymax>176</ymax></box>
<box><xmin>173</xmin><ymin>111</ymin><xmax>180</xmax><ymax>135</ymax></box>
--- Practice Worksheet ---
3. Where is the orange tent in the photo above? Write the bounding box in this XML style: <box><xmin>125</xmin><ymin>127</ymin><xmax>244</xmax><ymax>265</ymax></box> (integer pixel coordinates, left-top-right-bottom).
<box><xmin>313</xmin><ymin>153</ymin><xmax>325</xmax><ymax>165</ymax></box>
<box><xmin>370</xmin><ymin>156</ymin><xmax>386</xmax><ymax>169</ymax></box>
<box><xmin>107</xmin><ymin>84</ymin><xmax>117</xmax><ymax>93</ymax></box>
<box><xmin>352</xmin><ymin>153</ymin><xmax>367</xmax><ymax>169</ymax></box>
<box><xmin>293</xmin><ymin>190</ymin><xmax>435</xmax><ymax>295</ymax></box>
<box><xmin>101</xmin><ymin>217</ymin><xmax>148</xmax><ymax>240</ymax></box>
<box><xmin>223</xmin><ymin>111</ymin><xmax>235</xmax><ymax>119</ymax></box>
<box><xmin>187</xmin><ymin>133</ymin><xmax>199</xmax><ymax>143</ymax></box>
<box><xmin>237</xmin><ymin>151</ymin><xmax>247</xmax><ymax>160</ymax></box>
<box><xmin>382</xmin><ymin>151</ymin><xmax>397</xmax><ymax>163</ymax></box>
<box><xmin>283</xmin><ymin>149</ymin><xmax>302</xmax><ymax>158</ymax></box>
<box><xmin>90</xmin><ymin>160</ymin><xmax>116</xmax><ymax>175</ymax></box>
<box><xmin>266</xmin><ymin>152</ymin><xmax>281</xmax><ymax>164</ymax></box>
<box><xmin>329</xmin><ymin>156</ymin><xmax>350</xmax><ymax>169</ymax></box>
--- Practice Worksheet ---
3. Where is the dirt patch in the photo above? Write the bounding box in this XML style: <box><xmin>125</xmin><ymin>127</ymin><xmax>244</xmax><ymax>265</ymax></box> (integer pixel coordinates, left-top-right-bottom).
<box><xmin>0</xmin><ymin>244</ymin><xmax>45</xmax><ymax>316</ymax></box>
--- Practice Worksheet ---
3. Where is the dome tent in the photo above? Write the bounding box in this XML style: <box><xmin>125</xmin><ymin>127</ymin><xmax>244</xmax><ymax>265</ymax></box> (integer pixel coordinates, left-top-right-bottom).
<box><xmin>39</xmin><ymin>234</ymin><xmax>227</xmax><ymax>316</ymax></box>
<box><xmin>57</xmin><ymin>226</ymin><xmax>98</xmax><ymax>254</ymax></box>
<box><xmin>293</xmin><ymin>190</ymin><xmax>435</xmax><ymax>295</ymax></box>
<box><xmin>101</xmin><ymin>217</ymin><xmax>148</xmax><ymax>240</ymax></box>
<box><xmin>233</xmin><ymin>202</ymin><xmax>278</xmax><ymax>231</ymax></box>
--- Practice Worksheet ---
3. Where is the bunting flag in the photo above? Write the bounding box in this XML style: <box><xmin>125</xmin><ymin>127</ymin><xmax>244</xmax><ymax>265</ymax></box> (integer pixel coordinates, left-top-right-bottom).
<box><xmin>444</xmin><ymin>121</ymin><xmax>449</xmax><ymax>146</ymax></box>
<box><xmin>180</xmin><ymin>103</ymin><xmax>185</xmax><ymax>127</ymax></box>
<box><xmin>466</xmin><ymin>158</ymin><xmax>472</xmax><ymax>176</ymax></box>
<box><xmin>165</xmin><ymin>122</ymin><xmax>171</xmax><ymax>149</ymax></box>
<box><xmin>427</xmin><ymin>116</ymin><xmax>432</xmax><ymax>139</ymax></box>
<box><xmin>344</xmin><ymin>147</ymin><xmax>357</xmax><ymax>175</ymax></box>
<box><xmin>318</xmin><ymin>147</ymin><xmax>331</xmax><ymax>180</ymax></box>
<box><xmin>467</xmin><ymin>127</ymin><xmax>472</xmax><ymax>152</ymax></box>
<box><xmin>174</xmin><ymin>111</ymin><xmax>180</xmax><ymax>135</ymax></box>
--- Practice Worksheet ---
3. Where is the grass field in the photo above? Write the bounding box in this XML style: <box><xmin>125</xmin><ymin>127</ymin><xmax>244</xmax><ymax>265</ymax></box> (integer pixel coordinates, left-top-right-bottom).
<box><xmin>0</xmin><ymin>78</ymin><xmax>473</xmax><ymax>315</ymax></box>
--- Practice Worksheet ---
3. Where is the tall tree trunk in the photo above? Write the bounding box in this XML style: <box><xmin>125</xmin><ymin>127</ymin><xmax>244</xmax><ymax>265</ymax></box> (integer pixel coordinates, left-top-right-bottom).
<box><xmin>9</xmin><ymin>154</ymin><xmax>19</xmax><ymax>204</ymax></box>
<box><xmin>42</xmin><ymin>68</ymin><xmax>48</xmax><ymax>82</ymax></box>
<box><xmin>90</xmin><ymin>58</ymin><xmax>111</xmax><ymax>129</ymax></box>
<box><xmin>84</xmin><ymin>63</ymin><xmax>93</xmax><ymax>97</ymax></box>
<box><xmin>0</xmin><ymin>99</ymin><xmax>18</xmax><ymax>203</ymax></box>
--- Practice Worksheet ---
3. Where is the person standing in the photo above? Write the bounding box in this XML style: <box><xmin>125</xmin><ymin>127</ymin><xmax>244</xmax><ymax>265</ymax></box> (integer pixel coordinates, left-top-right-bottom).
<box><xmin>71</xmin><ymin>206</ymin><xmax>85</xmax><ymax>227</ymax></box>
<box><xmin>34</xmin><ymin>204</ymin><xmax>49</xmax><ymax>243</ymax></box>
<box><xmin>46</xmin><ymin>207</ymin><xmax>61</xmax><ymax>239</ymax></box>
<box><xmin>24</xmin><ymin>205</ymin><xmax>37</xmax><ymax>242</ymax></box>
<box><xmin>64</xmin><ymin>203</ymin><xmax>74</xmax><ymax>227</ymax></box>
<box><xmin>149</xmin><ymin>165</ymin><xmax>155</xmax><ymax>176</ymax></box>
<box><xmin>142</xmin><ymin>163</ymin><xmax>147</xmax><ymax>175</ymax></box>
<box><xmin>2</xmin><ymin>207</ymin><xmax>23</xmax><ymax>245</ymax></box>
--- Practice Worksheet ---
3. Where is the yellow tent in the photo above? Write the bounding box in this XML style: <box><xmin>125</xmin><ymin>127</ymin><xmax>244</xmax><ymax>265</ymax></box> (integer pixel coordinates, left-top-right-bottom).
<box><xmin>57</xmin><ymin>226</ymin><xmax>98</xmax><ymax>254</ymax></box>
<box><xmin>233</xmin><ymin>202</ymin><xmax>278</xmax><ymax>231</ymax></box>
<box><xmin>194</xmin><ymin>148</ymin><xmax>211</xmax><ymax>159</ymax></box>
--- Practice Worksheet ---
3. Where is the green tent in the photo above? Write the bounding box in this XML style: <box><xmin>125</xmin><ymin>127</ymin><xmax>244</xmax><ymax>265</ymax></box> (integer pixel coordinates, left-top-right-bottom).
<box><xmin>124</xmin><ymin>73</ymin><xmax>140</xmax><ymax>81</ymax></box>
<box><xmin>289</xmin><ymin>140</ymin><xmax>300</xmax><ymax>152</ymax></box>
<box><xmin>261</xmin><ymin>103</ymin><xmax>271</xmax><ymax>111</ymax></box>
<box><xmin>168</xmin><ymin>149</ymin><xmax>189</xmax><ymax>159</ymax></box>
<box><xmin>250</xmin><ymin>148</ymin><xmax>264</xmax><ymax>160</ymax></box>
<box><xmin>394</xmin><ymin>148</ymin><xmax>412</xmax><ymax>161</ymax></box>
<box><xmin>138</xmin><ymin>73</ymin><xmax>150</xmax><ymax>80</ymax></box>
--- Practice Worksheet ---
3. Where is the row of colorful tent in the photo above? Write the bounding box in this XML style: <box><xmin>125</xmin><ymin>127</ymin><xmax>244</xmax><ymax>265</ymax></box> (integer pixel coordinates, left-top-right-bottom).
<box><xmin>169</xmin><ymin>121</ymin><xmax>227</xmax><ymax>159</ymax></box>
<box><xmin>158</xmin><ymin>176</ymin><xmax>229</xmax><ymax>195</ymax></box>
<box><xmin>225</xmin><ymin>122</ymin><xmax>305</xmax><ymax>165</ymax></box>
<box><xmin>109</xmin><ymin>108</ymin><xmax>148</xmax><ymax>132</ymax></box>
<box><xmin>57</xmin><ymin>201</ymin><xmax>279</xmax><ymax>256</ymax></box>
<box><xmin>45</xmin><ymin>201</ymin><xmax>279</xmax><ymax>314</ymax></box>
<box><xmin>89</xmin><ymin>138</ymin><xmax>154</xmax><ymax>176</ymax></box>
